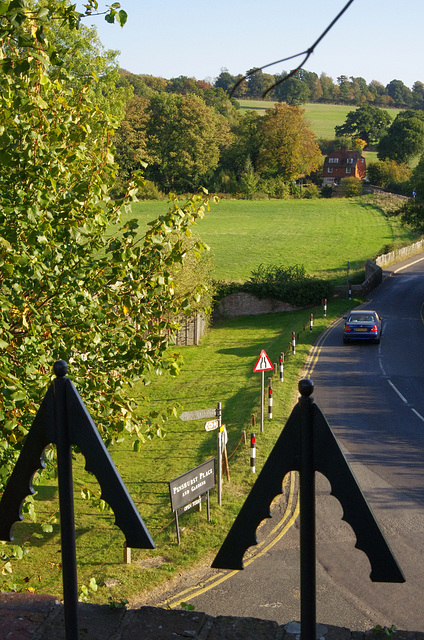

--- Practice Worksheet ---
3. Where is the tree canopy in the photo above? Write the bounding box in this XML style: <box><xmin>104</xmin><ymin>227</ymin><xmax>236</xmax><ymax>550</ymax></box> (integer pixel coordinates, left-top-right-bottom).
<box><xmin>335</xmin><ymin>104</ymin><xmax>392</xmax><ymax>145</ymax></box>
<box><xmin>378</xmin><ymin>110</ymin><xmax>424</xmax><ymax>163</ymax></box>
<box><xmin>0</xmin><ymin>0</ymin><xmax>214</xmax><ymax>488</ymax></box>
<box><xmin>257</xmin><ymin>104</ymin><xmax>322</xmax><ymax>180</ymax></box>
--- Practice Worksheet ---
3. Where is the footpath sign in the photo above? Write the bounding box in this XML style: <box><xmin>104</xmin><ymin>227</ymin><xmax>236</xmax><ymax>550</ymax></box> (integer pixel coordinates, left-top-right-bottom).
<box><xmin>253</xmin><ymin>349</ymin><xmax>274</xmax><ymax>432</ymax></box>
<box><xmin>179</xmin><ymin>408</ymin><xmax>217</xmax><ymax>421</ymax></box>
<box><xmin>179</xmin><ymin>402</ymin><xmax>225</xmax><ymax>506</ymax></box>
<box><xmin>169</xmin><ymin>459</ymin><xmax>216</xmax><ymax>544</ymax></box>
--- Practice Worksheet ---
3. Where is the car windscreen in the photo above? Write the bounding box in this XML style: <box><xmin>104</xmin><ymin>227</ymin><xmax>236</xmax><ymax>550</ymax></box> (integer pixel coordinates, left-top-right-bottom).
<box><xmin>348</xmin><ymin>315</ymin><xmax>375</xmax><ymax>323</ymax></box>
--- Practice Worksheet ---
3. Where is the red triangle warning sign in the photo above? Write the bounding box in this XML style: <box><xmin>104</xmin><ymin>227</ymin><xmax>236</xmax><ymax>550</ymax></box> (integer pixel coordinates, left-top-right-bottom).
<box><xmin>253</xmin><ymin>349</ymin><xmax>274</xmax><ymax>373</ymax></box>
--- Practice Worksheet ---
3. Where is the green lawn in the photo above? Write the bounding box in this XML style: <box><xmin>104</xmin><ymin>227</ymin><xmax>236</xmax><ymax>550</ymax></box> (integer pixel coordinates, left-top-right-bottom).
<box><xmin>128</xmin><ymin>197</ymin><xmax>416</xmax><ymax>283</ymax></box>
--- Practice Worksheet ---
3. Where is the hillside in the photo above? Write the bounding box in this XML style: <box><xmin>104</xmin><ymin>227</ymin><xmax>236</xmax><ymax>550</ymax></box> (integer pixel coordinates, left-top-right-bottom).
<box><xmin>237</xmin><ymin>100</ymin><xmax>401</xmax><ymax>141</ymax></box>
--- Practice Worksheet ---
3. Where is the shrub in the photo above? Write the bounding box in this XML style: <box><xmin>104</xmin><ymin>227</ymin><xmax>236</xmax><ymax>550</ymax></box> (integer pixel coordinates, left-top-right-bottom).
<box><xmin>340</xmin><ymin>176</ymin><xmax>363</xmax><ymax>197</ymax></box>
<box><xmin>321</xmin><ymin>185</ymin><xmax>333</xmax><ymax>198</ymax></box>
<box><xmin>303</xmin><ymin>183</ymin><xmax>321</xmax><ymax>199</ymax></box>
<box><xmin>213</xmin><ymin>265</ymin><xmax>333</xmax><ymax>308</ymax></box>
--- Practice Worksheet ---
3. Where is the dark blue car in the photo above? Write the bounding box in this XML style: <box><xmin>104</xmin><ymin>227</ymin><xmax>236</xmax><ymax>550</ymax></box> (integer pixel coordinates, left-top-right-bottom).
<box><xmin>343</xmin><ymin>310</ymin><xmax>382</xmax><ymax>344</ymax></box>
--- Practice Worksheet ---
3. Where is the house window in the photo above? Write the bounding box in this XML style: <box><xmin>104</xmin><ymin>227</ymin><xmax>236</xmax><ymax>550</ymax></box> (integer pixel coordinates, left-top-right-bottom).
<box><xmin>327</xmin><ymin>167</ymin><xmax>333</xmax><ymax>173</ymax></box>
<box><xmin>346</xmin><ymin>158</ymin><xmax>354</xmax><ymax>164</ymax></box>
<box><xmin>346</xmin><ymin>168</ymin><xmax>351</xmax><ymax>174</ymax></box>
<box><xmin>329</xmin><ymin>157</ymin><xmax>339</xmax><ymax>163</ymax></box>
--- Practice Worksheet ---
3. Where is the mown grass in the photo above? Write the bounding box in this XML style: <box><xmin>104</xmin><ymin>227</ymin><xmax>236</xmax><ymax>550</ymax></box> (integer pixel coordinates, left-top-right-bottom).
<box><xmin>126</xmin><ymin>197</ymin><xmax>416</xmax><ymax>283</ymax></box>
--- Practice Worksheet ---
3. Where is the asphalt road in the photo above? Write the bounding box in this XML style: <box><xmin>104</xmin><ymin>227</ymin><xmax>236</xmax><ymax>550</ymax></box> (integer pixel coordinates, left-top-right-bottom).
<box><xmin>151</xmin><ymin>255</ymin><xmax>424</xmax><ymax>632</ymax></box>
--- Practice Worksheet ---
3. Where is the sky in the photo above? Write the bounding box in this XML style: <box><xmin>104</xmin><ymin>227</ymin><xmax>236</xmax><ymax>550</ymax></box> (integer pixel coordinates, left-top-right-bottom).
<box><xmin>82</xmin><ymin>0</ymin><xmax>424</xmax><ymax>89</ymax></box>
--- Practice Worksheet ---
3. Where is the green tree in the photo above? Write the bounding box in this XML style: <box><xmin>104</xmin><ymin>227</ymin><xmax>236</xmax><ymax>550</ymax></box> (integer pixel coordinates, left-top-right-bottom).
<box><xmin>246</xmin><ymin>69</ymin><xmax>274</xmax><ymax>99</ymax></box>
<box><xmin>386</xmin><ymin>79</ymin><xmax>412</xmax><ymax>107</ymax></box>
<box><xmin>335</xmin><ymin>104</ymin><xmax>392</xmax><ymax>145</ymax></box>
<box><xmin>113</xmin><ymin>94</ymin><xmax>151</xmax><ymax>186</ymax></box>
<box><xmin>46</xmin><ymin>16</ymin><xmax>130</xmax><ymax>120</ymax></box>
<box><xmin>378</xmin><ymin>110</ymin><xmax>424</xmax><ymax>163</ymax></box>
<box><xmin>319</xmin><ymin>73</ymin><xmax>337</xmax><ymax>103</ymax></box>
<box><xmin>340</xmin><ymin>177</ymin><xmax>363</xmax><ymax>197</ymax></box>
<box><xmin>218</xmin><ymin>111</ymin><xmax>261</xmax><ymax>180</ymax></box>
<box><xmin>144</xmin><ymin>92</ymin><xmax>231</xmax><ymax>191</ymax></box>
<box><xmin>257</xmin><ymin>104</ymin><xmax>322</xmax><ymax>180</ymax></box>
<box><xmin>412</xmin><ymin>81</ymin><xmax>424</xmax><ymax>110</ymax></box>
<box><xmin>273</xmin><ymin>76</ymin><xmax>311</xmax><ymax>105</ymax></box>
<box><xmin>0</xmin><ymin>1</ymin><xmax>213</xmax><ymax>486</ymax></box>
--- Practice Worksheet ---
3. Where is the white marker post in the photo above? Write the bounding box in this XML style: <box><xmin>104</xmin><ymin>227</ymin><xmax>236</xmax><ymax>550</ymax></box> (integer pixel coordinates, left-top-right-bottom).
<box><xmin>268</xmin><ymin>378</ymin><xmax>273</xmax><ymax>420</ymax></box>
<box><xmin>217</xmin><ymin>402</ymin><xmax>222</xmax><ymax>506</ymax></box>
<box><xmin>250</xmin><ymin>433</ymin><xmax>256</xmax><ymax>473</ymax></box>
<box><xmin>279</xmin><ymin>352</ymin><xmax>284</xmax><ymax>382</ymax></box>
<box><xmin>253</xmin><ymin>350</ymin><xmax>274</xmax><ymax>433</ymax></box>
<box><xmin>324</xmin><ymin>298</ymin><xmax>327</xmax><ymax>317</ymax></box>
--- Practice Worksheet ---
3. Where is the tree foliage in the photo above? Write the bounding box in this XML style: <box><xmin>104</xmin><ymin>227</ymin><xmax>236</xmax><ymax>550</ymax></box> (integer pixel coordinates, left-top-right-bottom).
<box><xmin>257</xmin><ymin>104</ymin><xmax>322</xmax><ymax>181</ymax></box>
<box><xmin>143</xmin><ymin>92</ymin><xmax>231</xmax><ymax>192</ymax></box>
<box><xmin>378</xmin><ymin>110</ymin><xmax>424</xmax><ymax>163</ymax></box>
<box><xmin>367</xmin><ymin>160</ymin><xmax>412</xmax><ymax>189</ymax></box>
<box><xmin>0</xmin><ymin>0</ymin><xmax>214</xmax><ymax>489</ymax></box>
<box><xmin>335</xmin><ymin>104</ymin><xmax>392</xmax><ymax>145</ymax></box>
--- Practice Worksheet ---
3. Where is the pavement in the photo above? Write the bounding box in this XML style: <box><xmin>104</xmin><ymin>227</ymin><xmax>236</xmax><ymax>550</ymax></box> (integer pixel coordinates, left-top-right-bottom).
<box><xmin>1</xmin><ymin>592</ymin><xmax>423</xmax><ymax>640</ymax></box>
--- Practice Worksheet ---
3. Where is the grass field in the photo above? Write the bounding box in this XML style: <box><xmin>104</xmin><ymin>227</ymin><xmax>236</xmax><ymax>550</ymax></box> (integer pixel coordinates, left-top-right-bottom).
<box><xmin>237</xmin><ymin>100</ymin><xmax>401</xmax><ymax>141</ymax></box>
<box><xmin>128</xmin><ymin>197</ymin><xmax>416</xmax><ymax>283</ymax></box>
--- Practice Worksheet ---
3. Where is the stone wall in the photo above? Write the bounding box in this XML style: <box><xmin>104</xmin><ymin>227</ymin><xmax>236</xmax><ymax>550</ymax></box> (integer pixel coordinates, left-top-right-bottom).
<box><xmin>213</xmin><ymin>292</ymin><xmax>300</xmax><ymax>319</ymax></box>
<box><xmin>376</xmin><ymin>239</ymin><xmax>424</xmax><ymax>268</ymax></box>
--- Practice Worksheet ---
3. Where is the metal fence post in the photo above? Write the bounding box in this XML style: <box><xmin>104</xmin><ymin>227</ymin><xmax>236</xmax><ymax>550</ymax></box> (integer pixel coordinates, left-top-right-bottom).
<box><xmin>53</xmin><ymin>361</ymin><xmax>79</xmax><ymax>640</ymax></box>
<box><xmin>298</xmin><ymin>379</ymin><xmax>316</xmax><ymax>640</ymax></box>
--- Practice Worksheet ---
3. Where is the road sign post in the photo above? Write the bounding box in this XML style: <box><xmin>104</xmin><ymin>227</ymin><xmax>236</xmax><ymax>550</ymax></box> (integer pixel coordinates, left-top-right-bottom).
<box><xmin>179</xmin><ymin>404</ymin><xmax>223</xmax><ymax>505</ymax></box>
<box><xmin>253</xmin><ymin>350</ymin><xmax>274</xmax><ymax>432</ymax></box>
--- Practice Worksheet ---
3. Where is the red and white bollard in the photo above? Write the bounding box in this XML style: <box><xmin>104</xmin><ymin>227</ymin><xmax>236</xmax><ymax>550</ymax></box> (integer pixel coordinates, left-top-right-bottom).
<box><xmin>268</xmin><ymin>378</ymin><xmax>273</xmax><ymax>420</ymax></box>
<box><xmin>250</xmin><ymin>433</ymin><xmax>256</xmax><ymax>473</ymax></box>
<box><xmin>279</xmin><ymin>352</ymin><xmax>284</xmax><ymax>382</ymax></box>
<box><xmin>292</xmin><ymin>331</ymin><xmax>296</xmax><ymax>355</ymax></box>
<box><xmin>309</xmin><ymin>313</ymin><xmax>313</xmax><ymax>332</ymax></box>
<box><xmin>323</xmin><ymin>298</ymin><xmax>327</xmax><ymax>317</ymax></box>
<box><xmin>348</xmin><ymin>285</ymin><xmax>352</xmax><ymax>300</ymax></box>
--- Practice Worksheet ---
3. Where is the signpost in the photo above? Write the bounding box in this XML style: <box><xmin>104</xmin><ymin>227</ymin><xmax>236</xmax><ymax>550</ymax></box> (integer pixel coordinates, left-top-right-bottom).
<box><xmin>179</xmin><ymin>408</ymin><xmax>217</xmax><ymax>421</ymax></box>
<box><xmin>179</xmin><ymin>403</ymin><xmax>224</xmax><ymax>505</ymax></box>
<box><xmin>253</xmin><ymin>350</ymin><xmax>274</xmax><ymax>432</ymax></box>
<box><xmin>169</xmin><ymin>458</ymin><xmax>216</xmax><ymax>544</ymax></box>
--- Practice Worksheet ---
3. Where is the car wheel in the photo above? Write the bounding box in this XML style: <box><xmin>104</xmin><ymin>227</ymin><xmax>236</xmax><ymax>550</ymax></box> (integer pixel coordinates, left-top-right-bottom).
<box><xmin>343</xmin><ymin>337</ymin><xmax>349</xmax><ymax>344</ymax></box>
<box><xmin>375</xmin><ymin>338</ymin><xmax>380</xmax><ymax>344</ymax></box>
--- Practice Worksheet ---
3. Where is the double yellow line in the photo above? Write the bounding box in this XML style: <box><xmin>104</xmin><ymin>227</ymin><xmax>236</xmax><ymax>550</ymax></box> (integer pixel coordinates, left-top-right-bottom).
<box><xmin>157</xmin><ymin>471</ymin><xmax>299</xmax><ymax>609</ymax></box>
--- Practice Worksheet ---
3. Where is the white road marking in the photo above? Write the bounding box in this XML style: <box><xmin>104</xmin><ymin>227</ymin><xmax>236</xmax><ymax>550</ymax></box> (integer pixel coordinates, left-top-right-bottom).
<box><xmin>387</xmin><ymin>379</ymin><xmax>409</xmax><ymax>404</ymax></box>
<box><xmin>393</xmin><ymin>256</ymin><xmax>424</xmax><ymax>273</ymax></box>
<box><xmin>412</xmin><ymin>408</ymin><xmax>424</xmax><ymax>423</ymax></box>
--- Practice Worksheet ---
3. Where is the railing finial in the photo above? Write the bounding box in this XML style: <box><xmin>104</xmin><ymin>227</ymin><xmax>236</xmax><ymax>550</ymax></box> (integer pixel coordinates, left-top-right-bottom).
<box><xmin>53</xmin><ymin>360</ymin><xmax>68</xmax><ymax>377</ymax></box>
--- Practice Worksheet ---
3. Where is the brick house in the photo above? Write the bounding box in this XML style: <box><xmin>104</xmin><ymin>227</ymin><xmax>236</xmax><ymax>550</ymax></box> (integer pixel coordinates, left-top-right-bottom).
<box><xmin>322</xmin><ymin>146</ymin><xmax>366</xmax><ymax>186</ymax></box>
